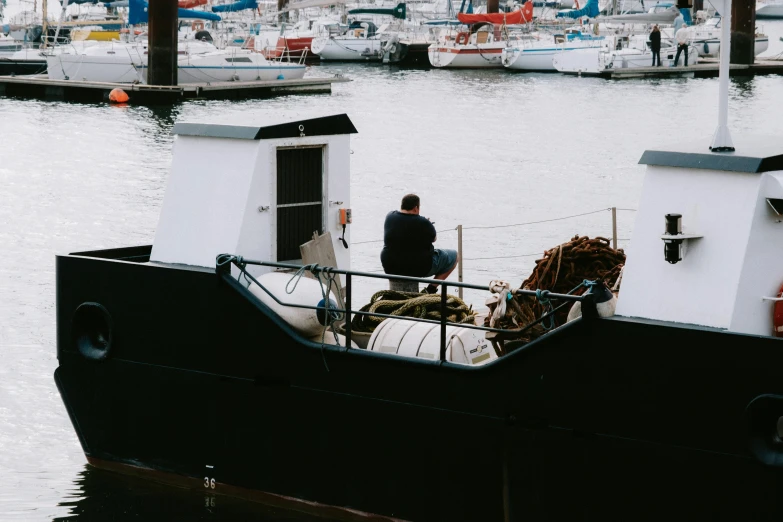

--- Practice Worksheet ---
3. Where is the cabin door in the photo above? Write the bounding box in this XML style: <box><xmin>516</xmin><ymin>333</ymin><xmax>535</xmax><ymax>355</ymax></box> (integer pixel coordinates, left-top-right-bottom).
<box><xmin>275</xmin><ymin>146</ymin><xmax>324</xmax><ymax>262</ymax></box>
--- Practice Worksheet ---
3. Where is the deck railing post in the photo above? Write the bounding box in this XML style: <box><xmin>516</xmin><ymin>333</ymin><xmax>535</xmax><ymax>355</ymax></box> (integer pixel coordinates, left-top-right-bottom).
<box><xmin>457</xmin><ymin>224</ymin><xmax>464</xmax><ymax>300</ymax></box>
<box><xmin>345</xmin><ymin>273</ymin><xmax>352</xmax><ymax>349</ymax></box>
<box><xmin>611</xmin><ymin>207</ymin><xmax>618</xmax><ymax>250</ymax></box>
<box><xmin>440</xmin><ymin>283</ymin><xmax>448</xmax><ymax>362</ymax></box>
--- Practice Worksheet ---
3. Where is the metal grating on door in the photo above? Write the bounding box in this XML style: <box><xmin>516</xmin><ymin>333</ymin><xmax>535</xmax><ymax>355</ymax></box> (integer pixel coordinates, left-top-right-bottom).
<box><xmin>276</xmin><ymin>147</ymin><xmax>323</xmax><ymax>261</ymax></box>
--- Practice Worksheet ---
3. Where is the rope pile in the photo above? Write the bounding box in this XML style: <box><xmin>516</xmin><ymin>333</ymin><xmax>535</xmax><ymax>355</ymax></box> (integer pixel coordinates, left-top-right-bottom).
<box><xmin>523</xmin><ymin>236</ymin><xmax>625</xmax><ymax>293</ymax></box>
<box><xmin>485</xmin><ymin>235</ymin><xmax>625</xmax><ymax>334</ymax></box>
<box><xmin>351</xmin><ymin>290</ymin><xmax>476</xmax><ymax>333</ymax></box>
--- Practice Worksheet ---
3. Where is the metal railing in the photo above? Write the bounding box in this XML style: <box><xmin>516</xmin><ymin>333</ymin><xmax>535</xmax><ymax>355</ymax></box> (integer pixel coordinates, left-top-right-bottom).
<box><xmin>263</xmin><ymin>46</ymin><xmax>310</xmax><ymax>65</ymax></box>
<box><xmin>216</xmin><ymin>255</ymin><xmax>596</xmax><ymax>363</ymax></box>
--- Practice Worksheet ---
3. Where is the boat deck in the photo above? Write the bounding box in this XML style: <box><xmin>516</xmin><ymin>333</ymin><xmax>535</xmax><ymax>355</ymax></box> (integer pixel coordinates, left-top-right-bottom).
<box><xmin>0</xmin><ymin>74</ymin><xmax>349</xmax><ymax>104</ymax></box>
<box><xmin>563</xmin><ymin>58</ymin><xmax>783</xmax><ymax>79</ymax></box>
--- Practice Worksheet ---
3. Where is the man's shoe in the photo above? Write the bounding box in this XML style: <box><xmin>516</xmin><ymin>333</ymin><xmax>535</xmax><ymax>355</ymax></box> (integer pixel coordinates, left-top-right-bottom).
<box><xmin>424</xmin><ymin>284</ymin><xmax>439</xmax><ymax>294</ymax></box>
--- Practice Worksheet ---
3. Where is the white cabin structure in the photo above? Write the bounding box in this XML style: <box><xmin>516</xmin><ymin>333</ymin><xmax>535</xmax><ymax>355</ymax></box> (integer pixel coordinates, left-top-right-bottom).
<box><xmin>617</xmin><ymin>141</ymin><xmax>783</xmax><ymax>336</ymax></box>
<box><xmin>150</xmin><ymin>114</ymin><xmax>358</xmax><ymax>275</ymax></box>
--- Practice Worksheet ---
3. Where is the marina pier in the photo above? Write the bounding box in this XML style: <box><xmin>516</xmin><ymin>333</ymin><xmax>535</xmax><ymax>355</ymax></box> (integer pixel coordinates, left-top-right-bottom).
<box><xmin>0</xmin><ymin>75</ymin><xmax>348</xmax><ymax>104</ymax></box>
<box><xmin>561</xmin><ymin>57</ymin><xmax>783</xmax><ymax>78</ymax></box>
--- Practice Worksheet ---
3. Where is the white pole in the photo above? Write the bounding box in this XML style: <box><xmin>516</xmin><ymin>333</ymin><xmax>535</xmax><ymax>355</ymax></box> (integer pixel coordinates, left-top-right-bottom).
<box><xmin>710</xmin><ymin>0</ymin><xmax>735</xmax><ymax>152</ymax></box>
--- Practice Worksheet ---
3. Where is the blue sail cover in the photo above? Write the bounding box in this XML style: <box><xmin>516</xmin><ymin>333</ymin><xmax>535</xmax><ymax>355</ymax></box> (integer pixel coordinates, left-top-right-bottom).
<box><xmin>212</xmin><ymin>0</ymin><xmax>258</xmax><ymax>12</ymax></box>
<box><xmin>129</xmin><ymin>0</ymin><xmax>221</xmax><ymax>24</ymax></box>
<box><xmin>556</xmin><ymin>0</ymin><xmax>599</xmax><ymax>18</ymax></box>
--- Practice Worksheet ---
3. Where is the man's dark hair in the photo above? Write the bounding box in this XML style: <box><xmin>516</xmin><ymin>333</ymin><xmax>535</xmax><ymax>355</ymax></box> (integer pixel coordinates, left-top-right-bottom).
<box><xmin>401</xmin><ymin>194</ymin><xmax>420</xmax><ymax>211</ymax></box>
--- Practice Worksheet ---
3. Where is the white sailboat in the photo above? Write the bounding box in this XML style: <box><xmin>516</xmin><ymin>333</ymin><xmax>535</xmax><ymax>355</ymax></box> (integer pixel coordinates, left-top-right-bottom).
<box><xmin>680</xmin><ymin>16</ymin><xmax>769</xmax><ymax>56</ymax></box>
<box><xmin>311</xmin><ymin>3</ymin><xmax>407</xmax><ymax>61</ymax></box>
<box><xmin>553</xmin><ymin>34</ymin><xmax>700</xmax><ymax>74</ymax></box>
<box><xmin>45</xmin><ymin>39</ymin><xmax>307</xmax><ymax>83</ymax></box>
<box><xmin>502</xmin><ymin>28</ymin><xmax>605</xmax><ymax>71</ymax></box>
<box><xmin>428</xmin><ymin>2</ymin><xmax>534</xmax><ymax>69</ymax></box>
<box><xmin>311</xmin><ymin>21</ymin><xmax>385</xmax><ymax>61</ymax></box>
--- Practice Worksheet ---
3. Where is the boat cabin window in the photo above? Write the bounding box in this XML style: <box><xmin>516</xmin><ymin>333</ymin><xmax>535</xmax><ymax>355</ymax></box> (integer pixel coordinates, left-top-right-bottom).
<box><xmin>276</xmin><ymin>147</ymin><xmax>324</xmax><ymax>262</ymax></box>
<box><xmin>225</xmin><ymin>57</ymin><xmax>252</xmax><ymax>62</ymax></box>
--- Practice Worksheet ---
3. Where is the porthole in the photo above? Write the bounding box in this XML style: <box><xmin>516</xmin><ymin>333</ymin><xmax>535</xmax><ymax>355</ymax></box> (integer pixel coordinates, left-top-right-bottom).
<box><xmin>72</xmin><ymin>302</ymin><xmax>113</xmax><ymax>361</ymax></box>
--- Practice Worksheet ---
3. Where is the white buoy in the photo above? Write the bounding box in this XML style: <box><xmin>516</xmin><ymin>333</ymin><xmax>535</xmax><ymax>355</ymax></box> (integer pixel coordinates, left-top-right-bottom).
<box><xmin>367</xmin><ymin>318</ymin><xmax>497</xmax><ymax>366</ymax></box>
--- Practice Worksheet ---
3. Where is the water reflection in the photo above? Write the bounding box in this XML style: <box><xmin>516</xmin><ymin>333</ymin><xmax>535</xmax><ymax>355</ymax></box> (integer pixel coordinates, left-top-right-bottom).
<box><xmin>54</xmin><ymin>465</ymin><xmax>326</xmax><ymax>521</ymax></box>
<box><xmin>731</xmin><ymin>77</ymin><xmax>756</xmax><ymax>100</ymax></box>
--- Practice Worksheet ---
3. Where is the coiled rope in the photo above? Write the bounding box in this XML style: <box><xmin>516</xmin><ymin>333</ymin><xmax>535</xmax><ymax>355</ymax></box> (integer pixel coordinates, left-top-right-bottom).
<box><xmin>351</xmin><ymin>290</ymin><xmax>476</xmax><ymax>333</ymax></box>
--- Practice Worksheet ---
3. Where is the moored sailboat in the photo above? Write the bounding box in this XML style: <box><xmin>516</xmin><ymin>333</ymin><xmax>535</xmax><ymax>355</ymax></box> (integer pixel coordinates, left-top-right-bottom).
<box><xmin>502</xmin><ymin>28</ymin><xmax>604</xmax><ymax>71</ymax></box>
<box><xmin>427</xmin><ymin>1</ymin><xmax>534</xmax><ymax>69</ymax></box>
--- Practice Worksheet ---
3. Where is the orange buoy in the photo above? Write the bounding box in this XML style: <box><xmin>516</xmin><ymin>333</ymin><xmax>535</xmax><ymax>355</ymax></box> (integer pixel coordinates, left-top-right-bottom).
<box><xmin>109</xmin><ymin>88</ymin><xmax>129</xmax><ymax>103</ymax></box>
<box><xmin>773</xmin><ymin>282</ymin><xmax>783</xmax><ymax>337</ymax></box>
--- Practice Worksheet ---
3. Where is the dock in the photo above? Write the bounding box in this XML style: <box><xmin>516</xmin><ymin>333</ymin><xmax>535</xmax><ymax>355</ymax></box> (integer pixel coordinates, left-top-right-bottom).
<box><xmin>564</xmin><ymin>59</ymin><xmax>783</xmax><ymax>79</ymax></box>
<box><xmin>0</xmin><ymin>75</ymin><xmax>350</xmax><ymax>104</ymax></box>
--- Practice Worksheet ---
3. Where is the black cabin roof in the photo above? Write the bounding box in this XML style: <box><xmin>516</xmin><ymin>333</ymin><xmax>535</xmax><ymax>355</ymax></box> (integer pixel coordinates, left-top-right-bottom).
<box><xmin>172</xmin><ymin>114</ymin><xmax>358</xmax><ymax>141</ymax></box>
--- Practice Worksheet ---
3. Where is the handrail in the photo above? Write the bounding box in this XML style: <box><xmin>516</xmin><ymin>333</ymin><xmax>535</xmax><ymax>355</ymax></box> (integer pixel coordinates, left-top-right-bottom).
<box><xmin>216</xmin><ymin>255</ymin><xmax>596</xmax><ymax>362</ymax></box>
<box><xmin>217</xmin><ymin>256</ymin><xmax>587</xmax><ymax>301</ymax></box>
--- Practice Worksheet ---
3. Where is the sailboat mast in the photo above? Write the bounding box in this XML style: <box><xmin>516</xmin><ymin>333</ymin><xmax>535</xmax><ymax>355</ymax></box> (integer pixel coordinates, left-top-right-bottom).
<box><xmin>42</xmin><ymin>0</ymin><xmax>48</xmax><ymax>46</ymax></box>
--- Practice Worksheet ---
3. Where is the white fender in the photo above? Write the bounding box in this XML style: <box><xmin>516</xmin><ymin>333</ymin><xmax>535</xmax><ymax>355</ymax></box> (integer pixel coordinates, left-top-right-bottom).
<box><xmin>249</xmin><ymin>272</ymin><xmax>340</xmax><ymax>337</ymax></box>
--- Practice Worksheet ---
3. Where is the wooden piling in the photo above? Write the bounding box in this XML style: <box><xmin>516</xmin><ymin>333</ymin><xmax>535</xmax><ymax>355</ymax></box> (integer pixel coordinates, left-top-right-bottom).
<box><xmin>147</xmin><ymin>0</ymin><xmax>178</xmax><ymax>86</ymax></box>
<box><xmin>731</xmin><ymin>0</ymin><xmax>757</xmax><ymax>65</ymax></box>
<box><xmin>611</xmin><ymin>207</ymin><xmax>618</xmax><ymax>250</ymax></box>
<box><xmin>487</xmin><ymin>0</ymin><xmax>499</xmax><ymax>13</ymax></box>
<box><xmin>457</xmin><ymin>225</ymin><xmax>463</xmax><ymax>300</ymax></box>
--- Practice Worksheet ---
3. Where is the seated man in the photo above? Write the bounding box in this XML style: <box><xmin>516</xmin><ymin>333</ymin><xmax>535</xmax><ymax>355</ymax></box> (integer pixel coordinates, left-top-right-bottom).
<box><xmin>380</xmin><ymin>193</ymin><xmax>459</xmax><ymax>294</ymax></box>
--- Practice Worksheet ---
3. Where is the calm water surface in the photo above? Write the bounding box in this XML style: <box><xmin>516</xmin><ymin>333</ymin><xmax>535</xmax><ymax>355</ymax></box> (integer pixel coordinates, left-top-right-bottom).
<box><xmin>2</xmin><ymin>26</ymin><xmax>783</xmax><ymax>519</ymax></box>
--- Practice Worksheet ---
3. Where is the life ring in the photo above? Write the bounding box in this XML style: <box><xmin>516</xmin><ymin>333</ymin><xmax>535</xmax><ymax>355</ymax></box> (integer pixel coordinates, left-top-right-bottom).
<box><xmin>455</xmin><ymin>32</ymin><xmax>469</xmax><ymax>45</ymax></box>
<box><xmin>773</xmin><ymin>282</ymin><xmax>783</xmax><ymax>337</ymax></box>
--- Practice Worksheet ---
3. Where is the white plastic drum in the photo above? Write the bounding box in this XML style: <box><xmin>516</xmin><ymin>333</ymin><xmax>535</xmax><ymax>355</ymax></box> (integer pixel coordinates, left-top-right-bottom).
<box><xmin>248</xmin><ymin>272</ymin><xmax>339</xmax><ymax>337</ymax></box>
<box><xmin>367</xmin><ymin>318</ymin><xmax>497</xmax><ymax>366</ymax></box>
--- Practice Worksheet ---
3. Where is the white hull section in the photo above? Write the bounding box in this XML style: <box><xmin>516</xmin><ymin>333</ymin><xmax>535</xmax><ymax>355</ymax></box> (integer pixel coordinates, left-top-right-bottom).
<box><xmin>151</xmin><ymin>52</ymin><xmax>306</xmax><ymax>82</ymax></box>
<box><xmin>756</xmin><ymin>2</ymin><xmax>783</xmax><ymax>18</ymax></box>
<box><xmin>47</xmin><ymin>53</ymin><xmax>142</xmax><ymax>82</ymax></box>
<box><xmin>694</xmin><ymin>37</ymin><xmax>769</xmax><ymax>57</ymax></box>
<box><xmin>428</xmin><ymin>43</ymin><xmax>505</xmax><ymax>68</ymax></box>
<box><xmin>311</xmin><ymin>37</ymin><xmax>383</xmax><ymax>61</ymax></box>
<box><xmin>553</xmin><ymin>44</ymin><xmax>700</xmax><ymax>74</ymax></box>
<box><xmin>502</xmin><ymin>42</ymin><xmax>604</xmax><ymax>71</ymax></box>
<box><xmin>47</xmin><ymin>46</ymin><xmax>306</xmax><ymax>83</ymax></box>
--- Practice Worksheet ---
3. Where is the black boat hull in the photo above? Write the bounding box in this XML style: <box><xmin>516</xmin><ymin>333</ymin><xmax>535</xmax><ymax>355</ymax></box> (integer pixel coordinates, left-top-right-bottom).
<box><xmin>0</xmin><ymin>60</ymin><xmax>47</xmax><ymax>76</ymax></box>
<box><xmin>55</xmin><ymin>248</ymin><xmax>783</xmax><ymax>521</ymax></box>
<box><xmin>387</xmin><ymin>43</ymin><xmax>431</xmax><ymax>67</ymax></box>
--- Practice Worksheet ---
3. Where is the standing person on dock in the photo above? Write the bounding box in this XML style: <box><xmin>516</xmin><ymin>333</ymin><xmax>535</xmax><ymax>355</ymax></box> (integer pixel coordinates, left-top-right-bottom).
<box><xmin>650</xmin><ymin>25</ymin><xmax>662</xmax><ymax>66</ymax></box>
<box><xmin>380</xmin><ymin>194</ymin><xmax>458</xmax><ymax>294</ymax></box>
<box><xmin>673</xmin><ymin>25</ymin><xmax>690</xmax><ymax>66</ymax></box>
